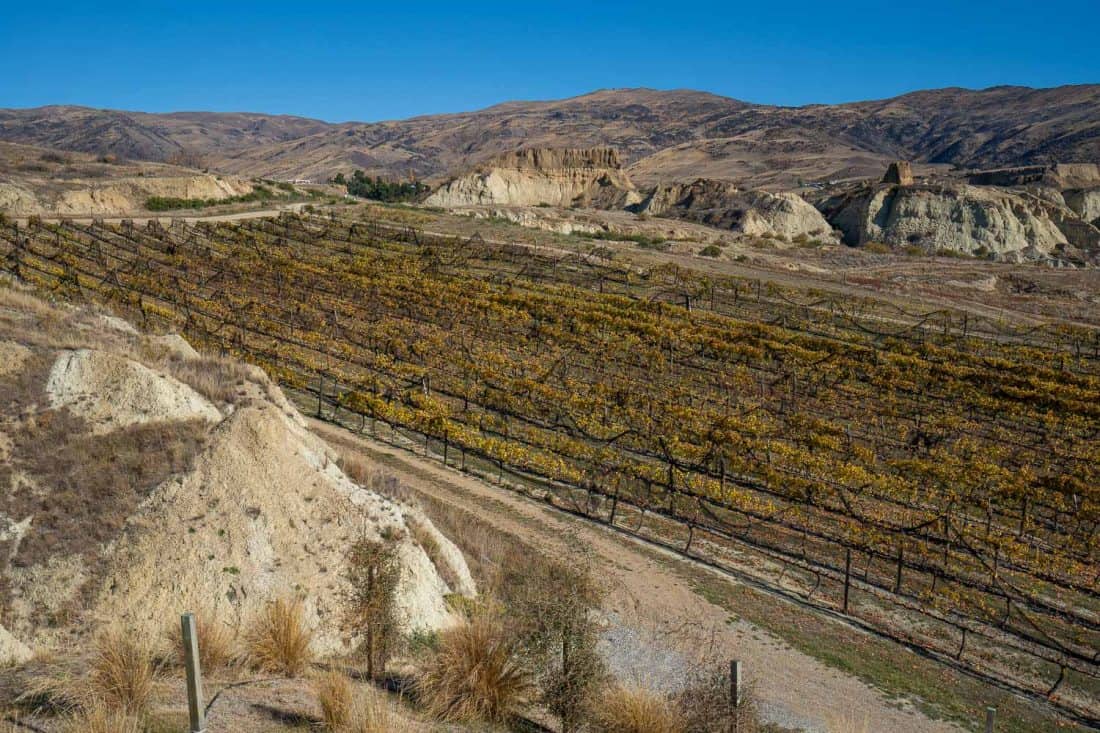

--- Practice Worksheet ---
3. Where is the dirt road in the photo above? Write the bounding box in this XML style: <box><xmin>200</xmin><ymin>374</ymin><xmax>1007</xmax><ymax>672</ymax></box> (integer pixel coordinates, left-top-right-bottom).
<box><xmin>310</xmin><ymin>420</ymin><xmax>962</xmax><ymax>733</ymax></box>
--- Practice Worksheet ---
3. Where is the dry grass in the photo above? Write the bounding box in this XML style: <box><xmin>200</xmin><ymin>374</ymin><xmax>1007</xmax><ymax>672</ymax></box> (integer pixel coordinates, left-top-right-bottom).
<box><xmin>153</xmin><ymin>354</ymin><xmax>260</xmax><ymax>405</ymax></box>
<box><xmin>314</xmin><ymin>669</ymin><xmax>355</xmax><ymax>730</ymax></box>
<box><xmin>87</xmin><ymin>628</ymin><xmax>159</xmax><ymax>715</ymax></box>
<box><xmin>313</xmin><ymin>670</ymin><xmax>413</xmax><ymax>733</ymax></box>
<box><xmin>675</xmin><ymin>666</ymin><xmax>762</xmax><ymax>733</ymax></box>
<box><xmin>245</xmin><ymin>596</ymin><xmax>315</xmax><ymax>677</ymax></box>
<box><xmin>416</xmin><ymin>618</ymin><xmax>533</xmax><ymax>723</ymax></box>
<box><xmin>407</xmin><ymin>516</ymin><xmax>463</xmax><ymax>592</ymax></box>
<box><xmin>61</xmin><ymin>701</ymin><xmax>142</xmax><ymax>733</ymax></box>
<box><xmin>335</xmin><ymin>452</ymin><xmax>418</xmax><ymax>506</ymax></box>
<box><xmin>22</xmin><ymin>630</ymin><xmax>160</xmax><ymax>720</ymax></box>
<box><xmin>826</xmin><ymin>712</ymin><xmax>871</xmax><ymax>733</ymax></box>
<box><xmin>167</xmin><ymin>609</ymin><xmax>236</xmax><ymax>672</ymax></box>
<box><xmin>4</xmin><ymin>410</ymin><xmax>208</xmax><ymax>576</ymax></box>
<box><xmin>592</xmin><ymin>685</ymin><xmax>684</xmax><ymax>733</ymax></box>
<box><xmin>342</xmin><ymin>691</ymin><xmax>415</xmax><ymax>733</ymax></box>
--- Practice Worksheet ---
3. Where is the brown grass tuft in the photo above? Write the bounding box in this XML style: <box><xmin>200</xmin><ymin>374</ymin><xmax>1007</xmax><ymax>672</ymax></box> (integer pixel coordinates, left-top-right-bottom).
<box><xmin>312</xmin><ymin>670</ymin><xmax>415</xmax><ymax>733</ymax></box>
<box><xmin>415</xmin><ymin>618</ymin><xmax>533</xmax><ymax>722</ymax></box>
<box><xmin>87</xmin><ymin>629</ymin><xmax>158</xmax><ymax>716</ymax></box>
<box><xmin>168</xmin><ymin>609</ymin><xmax>236</xmax><ymax>672</ymax></box>
<box><xmin>154</xmin><ymin>355</ymin><xmax>260</xmax><ymax>405</ymax></box>
<box><xmin>245</xmin><ymin>596</ymin><xmax>314</xmax><ymax>677</ymax></box>
<box><xmin>313</xmin><ymin>670</ymin><xmax>355</xmax><ymax>731</ymax></box>
<box><xmin>61</xmin><ymin>701</ymin><xmax>142</xmax><ymax>733</ymax></box>
<box><xmin>342</xmin><ymin>691</ymin><xmax>414</xmax><ymax>733</ymax></box>
<box><xmin>593</xmin><ymin>685</ymin><xmax>684</xmax><ymax>733</ymax></box>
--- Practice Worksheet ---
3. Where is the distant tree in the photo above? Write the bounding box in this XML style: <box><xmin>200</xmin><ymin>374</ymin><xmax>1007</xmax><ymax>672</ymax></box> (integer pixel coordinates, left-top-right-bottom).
<box><xmin>344</xmin><ymin>169</ymin><xmax>427</xmax><ymax>202</ymax></box>
<box><xmin>331</xmin><ymin>172</ymin><xmax>347</xmax><ymax>185</ymax></box>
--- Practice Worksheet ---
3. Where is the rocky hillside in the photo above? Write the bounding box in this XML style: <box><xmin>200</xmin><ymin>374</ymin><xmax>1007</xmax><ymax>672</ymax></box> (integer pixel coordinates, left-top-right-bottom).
<box><xmin>0</xmin><ymin>141</ymin><xmax>260</xmax><ymax>216</ymax></box>
<box><xmin>818</xmin><ymin>179</ymin><xmax>1100</xmax><ymax>263</ymax></box>
<box><xmin>633</xmin><ymin>178</ymin><xmax>835</xmax><ymax>241</ymax></box>
<box><xmin>425</xmin><ymin>147</ymin><xmax>640</xmax><ymax>208</ymax></box>
<box><xmin>0</xmin><ymin>285</ymin><xmax>474</xmax><ymax>662</ymax></box>
<box><xmin>2</xmin><ymin>85</ymin><xmax>1098</xmax><ymax>188</ymax></box>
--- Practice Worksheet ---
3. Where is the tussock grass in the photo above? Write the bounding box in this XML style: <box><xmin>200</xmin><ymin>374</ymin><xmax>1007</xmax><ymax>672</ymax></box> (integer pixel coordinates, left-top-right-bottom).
<box><xmin>61</xmin><ymin>701</ymin><xmax>142</xmax><ymax>733</ymax></box>
<box><xmin>166</xmin><ymin>609</ymin><xmax>236</xmax><ymax>672</ymax></box>
<box><xmin>342</xmin><ymin>691</ymin><xmax>414</xmax><ymax>733</ymax></box>
<box><xmin>88</xmin><ymin>628</ymin><xmax>159</xmax><ymax>715</ymax></box>
<box><xmin>592</xmin><ymin>685</ymin><xmax>684</xmax><ymax>733</ymax></box>
<box><xmin>313</xmin><ymin>670</ymin><xmax>355</xmax><ymax>730</ymax></box>
<box><xmin>245</xmin><ymin>596</ymin><xmax>315</xmax><ymax>677</ymax></box>
<box><xmin>23</xmin><ymin>629</ymin><xmax>160</xmax><ymax>720</ymax></box>
<box><xmin>312</xmin><ymin>670</ymin><xmax>414</xmax><ymax>733</ymax></box>
<box><xmin>415</xmin><ymin>618</ymin><xmax>533</xmax><ymax>722</ymax></box>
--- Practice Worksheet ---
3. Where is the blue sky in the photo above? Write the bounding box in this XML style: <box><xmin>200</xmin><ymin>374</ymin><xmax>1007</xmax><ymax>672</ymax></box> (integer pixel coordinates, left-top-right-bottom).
<box><xmin>2</xmin><ymin>1</ymin><xmax>1097</xmax><ymax>122</ymax></box>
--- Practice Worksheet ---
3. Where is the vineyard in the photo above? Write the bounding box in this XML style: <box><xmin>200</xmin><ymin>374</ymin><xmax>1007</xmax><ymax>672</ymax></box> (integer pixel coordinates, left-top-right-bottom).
<box><xmin>3</xmin><ymin>211</ymin><xmax>1099</xmax><ymax>725</ymax></box>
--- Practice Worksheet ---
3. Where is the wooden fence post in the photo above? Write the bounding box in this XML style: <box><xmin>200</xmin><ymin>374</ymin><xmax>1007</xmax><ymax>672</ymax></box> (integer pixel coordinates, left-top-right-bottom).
<box><xmin>985</xmin><ymin>706</ymin><xmax>996</xmax><ymax>733</ymax></box>
<box><xmin>729</xmin><ymin>659</ymin><xmax>742</xmax><ymax>733</ymax></box>
<box><xmin>181</xmin><ymin>612</ymin><xmax>207</xmax><ymax>733</ymax></box>
<box><xmin>843</xmin><ymin>548</ymin><xmax>852</xmax><ymax>613</ymax></box>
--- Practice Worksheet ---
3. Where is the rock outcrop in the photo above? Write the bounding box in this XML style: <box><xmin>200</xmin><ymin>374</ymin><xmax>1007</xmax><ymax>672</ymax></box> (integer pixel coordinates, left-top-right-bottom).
<box><xmin>818</xmin><ymin>182</ymin><xmax>1100</xmax><ymax>262</ymax></box>
<box><xmin>967</xmin><ymin>163</ymin><xmax>1100</xmax><ymax>190</ymax></box>
<box><xmin>0</xmin><ymin>299</ymin><xmax>475</xmax><ymax>658</ymax></box>
<box><xmin>0</xmin><ymin>174</ymin><xmax>254</xmax><ymax>217</ymax></box>
<box><xmin>54</xmin><ymin>175</ymin><xmax>253</xmax><ymax>216</ymax></box>
<box><xmin>634</xmin><ymin>179</ymin><xmax>836</xmax><ymax>241</ymax></box>
<box><xmin>882</xmin><ymin>161</ymin><xmax>914</xmax><ymax>185</ymax></box>
<box><xmin>1065</xmin><ymin>188</ymin><xmax>1100</xmax><ymax>226</ymax></box>
<box><xmin>425</xmin><ymin>147</ymin><xmax>640</xmax><ymax>209</ymax></box>
<box><xmin>46</xmin><ymin>348</ymin><xmax>223</xmax><ymax>433</ymax></box>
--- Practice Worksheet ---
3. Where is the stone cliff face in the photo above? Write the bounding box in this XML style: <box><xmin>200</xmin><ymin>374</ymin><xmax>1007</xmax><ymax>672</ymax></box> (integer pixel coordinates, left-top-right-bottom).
<box><xmin>0</xmin><ymin>174</ymin><xmax>254</xmax><ymax>217</ymax></box>
<box><xmin>425</xmin><ymin>147</ymin><xmax>640</xmax><ymax>209</ymax></box>
<box><xmin>967</xmin><ymin>163</ymin><xmax>1100</xmax><ymax>189</ymax></box>
<box><xmin>1065</xmin><ymin>188</ymin><xmax>1100</xmax><ymax>226</ymax></box>
<box><xmin>819</xmin><ymin>183</ymin><xmax>1100</xmax><ymax>262</ymax></box>
<box><xmin>635</xmin><ymin>178</ymin><xmax>835</xmax><ymax>241</ymax></box>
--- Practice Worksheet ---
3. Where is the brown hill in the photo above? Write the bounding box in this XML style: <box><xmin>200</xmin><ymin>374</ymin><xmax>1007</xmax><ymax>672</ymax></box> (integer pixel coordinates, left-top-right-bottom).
<box><xmin>0</xmin><ymin>106</ymin><xmax>331</xmax><ymax>166</ymax></box>
<box><xmin>1</xmin><ymin>85</ymin><xmax>1098</xmax><ymax>189</ymax></box>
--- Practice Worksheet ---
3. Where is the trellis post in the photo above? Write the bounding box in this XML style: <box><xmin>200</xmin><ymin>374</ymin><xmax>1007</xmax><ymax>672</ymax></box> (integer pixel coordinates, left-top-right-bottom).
<box><xmin>843</xmin><ymin>548</ymin><xmax>852</xmax><ymax>613</ymax></box>
<box><xmin>729</xmin><ymin>659</ymin><xmax>742</xmax><ymax>733</ymax></box>
<box><xmin>181</xmin><ymin>612</ymin><xmax>207</xmax><ymax>733</ymax></box>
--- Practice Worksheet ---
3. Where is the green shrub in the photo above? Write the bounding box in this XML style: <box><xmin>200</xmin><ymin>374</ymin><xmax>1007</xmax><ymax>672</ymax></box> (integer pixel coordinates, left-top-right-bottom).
<box><xmin>144</xmin><ymin>186</ymin><xmax>278</xmax><ymax>211</ymax></box>
<box><xmin>575</xmin><ymin>230</ymin><xmax>668</xmax><ymax>249</ymax></box>
<box><xmin>345</xmin><ymin>170</ymin><xmax>427</xmax><ymax>202</ymax></box>
<box><xmin>935</xmin><ymin>247</ymin><xmax>968</xmax><ymax>258</ymax></box>
<box><xmin>699</xmin><ymin>244</ymin><xmax>722</xmax><ymax>257</ymax></box>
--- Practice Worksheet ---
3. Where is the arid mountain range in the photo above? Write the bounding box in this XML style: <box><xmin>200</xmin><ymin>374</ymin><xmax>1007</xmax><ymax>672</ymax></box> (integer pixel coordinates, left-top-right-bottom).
<box><xmin>1</xmin><ymin>85</ymin><xmax>1098</xmax><ymax>189</ymax></box>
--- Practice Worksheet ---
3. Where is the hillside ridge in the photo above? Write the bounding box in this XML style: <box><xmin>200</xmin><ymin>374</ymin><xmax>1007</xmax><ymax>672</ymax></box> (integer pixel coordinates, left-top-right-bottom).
<box><xmin>2</xmin><ymin>84</ymin><xmax>1098</xmax><ymax>187</ymax></box>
